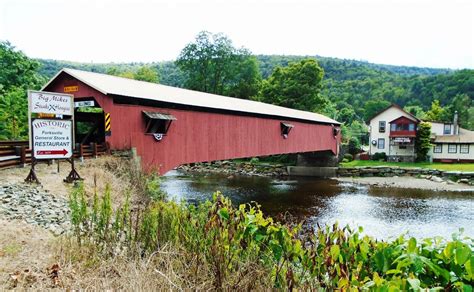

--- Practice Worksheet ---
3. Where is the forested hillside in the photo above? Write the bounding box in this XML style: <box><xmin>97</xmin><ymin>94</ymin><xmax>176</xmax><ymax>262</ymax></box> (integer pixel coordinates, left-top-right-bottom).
<box><xmin>38</xmin><ymin>55</ymin><xmax>474</xmax><ymax>129</ymax></box>
<box><xmin>37</xmin><ymin>56</ymin><xmax>472</xmax><ymax>116</ymax></box>
<box><xmin>1</xmin><ymin>37</ymin><xmax>473</xmax><ymax>143</ymax></box>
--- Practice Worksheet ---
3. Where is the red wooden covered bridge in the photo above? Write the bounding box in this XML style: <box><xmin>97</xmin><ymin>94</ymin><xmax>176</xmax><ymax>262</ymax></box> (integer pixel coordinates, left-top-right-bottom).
<box><xmin>42</xmin><ymin>69</ymin><xmax>341</xmax><ymax>174</ymax></box>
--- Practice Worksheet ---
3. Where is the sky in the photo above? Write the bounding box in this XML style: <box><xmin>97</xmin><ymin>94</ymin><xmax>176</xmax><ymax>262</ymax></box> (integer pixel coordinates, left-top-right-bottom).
<box><xmin>0</xmin><ymin>0</ymin><xmax>473</xmax><ymax>69</ymax></box>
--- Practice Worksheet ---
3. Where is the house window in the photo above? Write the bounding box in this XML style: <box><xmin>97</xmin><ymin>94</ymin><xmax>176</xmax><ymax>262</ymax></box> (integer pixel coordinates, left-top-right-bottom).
<box><xmin>444</xmin><ymin>124</ymin><xmax>452</xmax><ymax>135</ymax></box>
<box><xmin>391</xmin><ymin>123</ymin><xmax>414</xmax><ymax>131</ymax></box>
<box><xmin>448</xmin><ymin>144</ymin><xmax>457</xmax><ymax>153</ymax></box>
<box><xmin>281</xmin><ymin>122</ymin><xmax>294</xmax><ymax>139</ymax></box>
<box><xmin>378</xmin><ymin>138</ymin><xmax>385</xmax><ymax>149</ymax></box>
<box><xmin>460</xmin><ymin>144</ymin><xmax>469</xmax><ymax>154</ymax></box>
<box><xmin>143</xmin><ymin>111</ymin><xmax>176</xmax><ymax>135</ymax></box>
<box><xmin>379</xmin><ymin>121</ymin><xmax>386</xmax><ymax>133</ymax></box>
<box><xmin>433</xmin><ymin>144</ymin><xmax>442</xmax><ymax>153</ymax></box>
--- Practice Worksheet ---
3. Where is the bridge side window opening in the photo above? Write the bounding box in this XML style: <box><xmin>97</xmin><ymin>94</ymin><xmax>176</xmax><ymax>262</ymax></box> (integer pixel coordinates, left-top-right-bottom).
<box><xmin>379</xmin><ymin>121</ymin><xmax>386</xmax><ymax>133</ymax></box>
<box><xmin>143</xmin><ymin>111</ymin><xmax>176</xmax><ymax>137</ymax></box>
<box><xmin>280</xmin><ymin>122</ymin><xmax>294</xmax><ymax>139</ymax></box>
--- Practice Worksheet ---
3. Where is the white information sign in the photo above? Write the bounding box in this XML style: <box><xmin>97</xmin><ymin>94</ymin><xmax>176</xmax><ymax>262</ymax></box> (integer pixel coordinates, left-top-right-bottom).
<box><xmin>393</xmin><ymin>137</ymin><xmax>412</xmax><ymax>143</ymax></box>
<box><xmin>32</xmin><ymin>119</ymin><xmax>73</xmax><ymax>159</ymax></box>
<box><xmin>29</xmin><ymin>90</ymin><xmax>74</xmax><ymax>116</ymax></box>
<box><xmin>74</xmin><ymin>100</ymin><xmax>95</xmax><ymax>108</ymax></box>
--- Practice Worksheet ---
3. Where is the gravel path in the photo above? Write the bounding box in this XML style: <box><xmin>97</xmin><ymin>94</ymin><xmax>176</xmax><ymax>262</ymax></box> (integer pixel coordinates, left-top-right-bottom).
<box><xmin>0</xmin><ymin>183</ymin><xmax>70</xmax><ymax>235</ymax></box>
<box><xmin>337</xmin><ymin>176</ymin><xmax>474</xmax><ymax>192</ymax></box>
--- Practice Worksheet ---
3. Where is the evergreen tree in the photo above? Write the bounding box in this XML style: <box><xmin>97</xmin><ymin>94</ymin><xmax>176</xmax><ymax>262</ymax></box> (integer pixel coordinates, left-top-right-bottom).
<box><xmin>415</xmin><ymin>122</ymin><xmax>432</xmax><ymax>162</ymax></box>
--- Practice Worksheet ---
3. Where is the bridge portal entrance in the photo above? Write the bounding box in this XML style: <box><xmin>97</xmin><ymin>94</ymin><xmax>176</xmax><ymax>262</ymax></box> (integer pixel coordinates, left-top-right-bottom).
<box><xmin>74</xmin><ymin>99</ymin><xmax>105</xmax><ymax>145</ymax></box>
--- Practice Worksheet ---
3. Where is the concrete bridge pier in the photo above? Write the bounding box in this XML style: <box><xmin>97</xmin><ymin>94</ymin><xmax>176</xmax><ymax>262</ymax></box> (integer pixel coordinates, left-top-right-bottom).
<box><xmin>287</xmin><ymin>150</ymin><xmax>339</xmax><ymax>177</ymax></box>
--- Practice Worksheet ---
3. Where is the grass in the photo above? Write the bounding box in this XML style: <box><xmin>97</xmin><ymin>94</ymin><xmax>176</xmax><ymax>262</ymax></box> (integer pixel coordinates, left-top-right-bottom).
<box><xmin>341</xmin><ymin>160</ymin><xmax>474</xmax><ymax>171</ymax></box>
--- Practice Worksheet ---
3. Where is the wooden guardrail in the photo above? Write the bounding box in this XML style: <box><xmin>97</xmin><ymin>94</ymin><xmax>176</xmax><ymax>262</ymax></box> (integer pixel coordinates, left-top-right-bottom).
<box><xmin>0</xmin><ymin>141</ymin><xmax>110</xmax><ymax>169</ymax></box>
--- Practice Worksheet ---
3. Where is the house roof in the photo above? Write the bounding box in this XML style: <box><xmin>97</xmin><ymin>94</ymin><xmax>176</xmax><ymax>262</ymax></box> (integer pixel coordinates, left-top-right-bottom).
<box><xmin>43</xmin><ymin>68</ymin><xmax>340</xmax><ymax>125</ymax></box>
<box><xmin>389</xmin><ymin>116</ymin><xmax>419</xmax><ymax>124</ymax></box>
<box><xmin>434</xmin><ymin>128</ymin><xmax>474</xmax><ymax>144</ymax></box>
<box><xmin>368</xmin><ymin>104</ymin><xmax>420</xmax><ymax>123</ymax></box>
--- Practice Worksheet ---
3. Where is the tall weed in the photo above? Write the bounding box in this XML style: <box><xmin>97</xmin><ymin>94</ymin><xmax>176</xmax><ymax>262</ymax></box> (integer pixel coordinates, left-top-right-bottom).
<box><xmin>69</xmin><ymin>184</ymin><xmax>473</xmax><ymax>290</ymax></box>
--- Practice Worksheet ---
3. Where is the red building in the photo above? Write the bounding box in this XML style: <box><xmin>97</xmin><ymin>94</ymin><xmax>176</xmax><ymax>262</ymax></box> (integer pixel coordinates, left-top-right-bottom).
<box><xmin>43</xmin><ymin>69</ymin><xmax>341</xmax><ymax>174</ymax></box>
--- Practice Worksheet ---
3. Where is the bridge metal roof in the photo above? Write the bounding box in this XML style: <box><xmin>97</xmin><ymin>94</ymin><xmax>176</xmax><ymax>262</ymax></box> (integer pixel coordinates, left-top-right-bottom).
<box><xmin>43</xmin><ymin>68</ymin><xmax>340</xmax><ymax>125</ymax></box>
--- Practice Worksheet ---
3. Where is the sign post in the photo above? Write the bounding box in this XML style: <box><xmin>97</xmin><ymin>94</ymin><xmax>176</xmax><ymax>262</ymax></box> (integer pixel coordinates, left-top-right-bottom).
<box><xmin>25</xmin><ymin>90</ymin><xmax>81</xmax><ymax>184</ymax></box>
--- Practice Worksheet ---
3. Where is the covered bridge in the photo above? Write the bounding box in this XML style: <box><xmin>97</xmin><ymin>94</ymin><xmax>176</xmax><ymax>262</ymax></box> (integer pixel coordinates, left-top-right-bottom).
<box><xmin>43</xmin><ymin>68</ymin><xmax>341</xmax><ymax>174</ymax></box>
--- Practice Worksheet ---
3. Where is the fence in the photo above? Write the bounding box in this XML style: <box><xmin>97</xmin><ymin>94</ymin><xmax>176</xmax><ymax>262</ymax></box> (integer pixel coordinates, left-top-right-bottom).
<box><xmin>0</xmin><ymin>141</ymin><xmax>109</xmax><ymax>169</ymax></box>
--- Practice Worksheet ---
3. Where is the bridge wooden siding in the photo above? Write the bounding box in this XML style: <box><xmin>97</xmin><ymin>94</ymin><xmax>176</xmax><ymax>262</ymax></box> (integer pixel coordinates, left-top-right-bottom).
<box><xmin>44</xmin><ymin>69</ymin><xmax>341</xmax><ymax>174</ymax></box>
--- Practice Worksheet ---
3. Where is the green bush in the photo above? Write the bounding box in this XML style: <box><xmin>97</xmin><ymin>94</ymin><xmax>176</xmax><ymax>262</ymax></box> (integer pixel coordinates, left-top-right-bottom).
<box><xmin>249</xmin><ymin>157</ymin><xmax>260</xmax><ymax>164</ymax></box>
<box><xmin>348</xmin><ymin>137</ymin><xmax>361</xmax><ymax>155</ymax></box>
<box><xmin>343</xmin><ymin>153</ymin><xmax>353</xmax><ymax>161</ymax></box>
<box><xmin>145</xmin><ymin>173</ymin><xmax>166</xmax><ymax>201</ymax></box>
<box><xmin>69</xmin><ymin>184</ymin><xmax>473</xmax><ymax>290</ymax></box>
<box><xmin>372</xmin><ymin>152</ymin><xmax>387</xmax><ymax>161</ymax></box>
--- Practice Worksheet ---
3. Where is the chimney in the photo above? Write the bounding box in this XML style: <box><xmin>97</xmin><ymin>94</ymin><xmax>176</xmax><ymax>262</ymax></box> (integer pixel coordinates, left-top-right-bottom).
<box><xmin>453</xmin><ymin>111</ymin><xmax>459</xmax><ymax>135</ymax></box>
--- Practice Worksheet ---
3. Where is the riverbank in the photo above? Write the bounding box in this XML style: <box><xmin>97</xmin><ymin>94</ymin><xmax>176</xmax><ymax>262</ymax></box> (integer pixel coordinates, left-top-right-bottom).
<box><xmin>337</xmin><ymin>176</ymin><xmax>474</xmax><ymax>192</ymax></box>
<box><xmin>341</xmin><ymin>160</ymin><xmax>474</xmax><ymax>172</ymax></box>
<box><xmin>1</xmin><ymin>158</ymin><xmax>472</xmax><ymax>289</ymax></box>
<box><xmin>177</xmin><ymin>160</ymin><xmax>288</xmax><ymax>177</ymax></box>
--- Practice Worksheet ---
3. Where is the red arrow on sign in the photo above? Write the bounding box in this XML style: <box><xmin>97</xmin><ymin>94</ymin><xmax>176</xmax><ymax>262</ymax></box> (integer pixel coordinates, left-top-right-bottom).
<box><xmin>36</xmin><ymin>149</ymin><xmax>68</xmax><ymax>156</ymax></box>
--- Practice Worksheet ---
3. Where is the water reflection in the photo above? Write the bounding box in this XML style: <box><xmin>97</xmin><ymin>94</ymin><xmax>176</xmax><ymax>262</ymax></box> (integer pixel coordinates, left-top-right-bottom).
<box><xmin>161</xmin><ymin>170</ymin><xmax>474</xmax><ymax>240</ymax></box>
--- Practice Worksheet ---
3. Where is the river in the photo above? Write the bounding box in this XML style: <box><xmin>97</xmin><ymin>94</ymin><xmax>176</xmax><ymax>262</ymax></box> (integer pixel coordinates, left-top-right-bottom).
<box><xmin>161</xmin><ymin>170</ymin><xmax>474</xmax><ymax>240</ymax></box>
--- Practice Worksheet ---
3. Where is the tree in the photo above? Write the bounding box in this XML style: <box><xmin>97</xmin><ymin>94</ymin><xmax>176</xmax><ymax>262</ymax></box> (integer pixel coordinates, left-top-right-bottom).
<box><xmin>415</xmin><ymin>122</ymin><xmax>431</xmax><ymax>162</ymax></box>
<box><xmin>404</xmin><ymin>105</ymin><xmax>426</xmax><ymax>120</ymax></box>
<box><xmin>363</xmin><ymin>99</ymin><xmax>391</xmax><ymax>121</ymax></box>
<box><xmin>348</xmin><ymin>137</ymin><xmax>361</xmax><ymax>155</ymax></box>
<box><xmin>258</xmin><ymin>59</ymin><xmax>328</xmax><ymax>113</ymax></box>
<box><xmin>337</xmin><ymin>107</ymin><xmax>356</xmax><ymax>124</ymax></box>
<box><xmin>0</xmin><ymin>41</ymin><xmax>43</xmax><ymax>94</ymax></box>
<box><xmin>226</xmin><ymin>55</ymin><xmax>261</xmax><ymax>99</ymax></box>
<box><xmin>176</xmin><ymin>31</ymin><xmax>261</xmax><ymax>99</ymax></box>
<box><xmin>107</xmin><ymin>66</ymin><xmax>159</xmax><ymax>83</ymax></box>
<box><xmin>0</xmin><ymin>87</ymin><xmax>28</xmax><ymax>140</ymax></box>
<box><xmin>134</xmin><ymin>66</ymin><xmax>159</xmax><ymax>83</ymax></box>
<box><xmin>424</xmin><ymin>100</ymin><xmax>445</xmax><ymax>121</ymax></box>
<box><xmin>341</xmin><ymin>120</ymin><xmax>369</xmax><ymax>145</ymax></box>
<box><xmin>0</xmin><ymin>41</ymin><xmax>44</xmax><ymax>140</ymax></box>
<box><xmin>441</xmin><ymin>93</ymin><xmax>472</xmax><ymax>129</ymax></box>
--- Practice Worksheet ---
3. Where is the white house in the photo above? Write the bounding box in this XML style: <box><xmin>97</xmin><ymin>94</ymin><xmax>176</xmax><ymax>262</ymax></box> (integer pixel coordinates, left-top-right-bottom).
<box><xmin>368</xmin><ymin>104</ymin><xmax>474</xmax><ymax>163</ymax></box>
<box><xmin>428</xmin><ymin>113</ymin><xmax>474</xmax><ymax>162</ymax></box>
<box><xmin>368</xmin><ymin>104</ymin><xmax>420</xmax><ymax>162</ymax></box>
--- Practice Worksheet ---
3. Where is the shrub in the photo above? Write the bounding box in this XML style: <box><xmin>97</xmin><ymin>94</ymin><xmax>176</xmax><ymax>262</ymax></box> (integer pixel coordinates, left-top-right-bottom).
<box><xmin>348</xmin><ymin>137</ymin><xmax>361</xmax><ymax>155</ymax></box>
<box><xmin>249</xmin><ymin>157</ymin><xmax>259</xmax><ymax>164</ymax></box>
<box><xmin>145</xmin><ymin>173</ymin><xmax>166</xmax><ymax>201</ymax></box>
<box><xmin>371</xmin><ymin>152</ymin><xmax>387</xmax><ymax>161</ymax></box>
<box><xmin>343</xmin><ymin>153</ymin><xmax>353</xmax><ymax>162</ymax></box>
